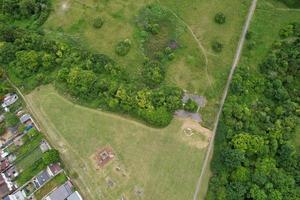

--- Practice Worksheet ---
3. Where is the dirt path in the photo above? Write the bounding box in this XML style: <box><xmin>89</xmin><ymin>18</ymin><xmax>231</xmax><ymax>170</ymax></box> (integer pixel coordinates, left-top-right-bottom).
<box><xmin>157</xmin><ymin>1</ymin><xmax>212</xmax><ymax>86</ymax></box>
<box><xmin>192</xmin><ymin>0</ymin><xmax>258</xmax><ymax>199</ymax></box>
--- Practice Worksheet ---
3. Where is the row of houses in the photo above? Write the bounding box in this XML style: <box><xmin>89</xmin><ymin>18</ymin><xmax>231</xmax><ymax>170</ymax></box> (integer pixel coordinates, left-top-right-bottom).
<box><xmin>0</xmin><ymin>93</ymin><xmax>84</xmax><ymax>200</ymax></box>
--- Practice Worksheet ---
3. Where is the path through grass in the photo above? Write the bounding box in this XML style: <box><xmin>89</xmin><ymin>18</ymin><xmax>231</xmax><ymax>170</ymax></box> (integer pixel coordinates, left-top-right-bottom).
<box><xmin>26</xmin><ymin>85</ymin><xmax>208</xmax><ymax>200</ymax></box>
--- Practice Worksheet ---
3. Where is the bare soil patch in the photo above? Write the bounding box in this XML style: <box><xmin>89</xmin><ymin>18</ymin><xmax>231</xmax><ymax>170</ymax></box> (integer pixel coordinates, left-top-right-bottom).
<box><xmin>92</xmin><ymin>146</ymin><xmax>115</xmax><ymax>169</ymax></box>
<box><xmin>179</xmin><ymin>118</ymin><xmax>212</xmax><ymax>149</ymax></box>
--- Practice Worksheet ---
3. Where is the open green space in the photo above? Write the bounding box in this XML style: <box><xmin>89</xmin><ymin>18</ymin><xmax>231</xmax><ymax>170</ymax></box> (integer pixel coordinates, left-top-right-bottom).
<box><xmin>44</xmin><ymin>0</ymin><xmax>251</xmax><ymax>128</ymax></box>
<box><xmin>15</xmin><ymin>147</ymin><xmax>43</xmax><ymax>171</ymax></box>
<box><xmin>26</xmin><ymin>85</ymin><xmax>208</xmax><ymax>200</ymax></box>
<box><xmin>34</xmin><ymin>172</ymin><xmax>68</xmax><ymax>200</ymax></box>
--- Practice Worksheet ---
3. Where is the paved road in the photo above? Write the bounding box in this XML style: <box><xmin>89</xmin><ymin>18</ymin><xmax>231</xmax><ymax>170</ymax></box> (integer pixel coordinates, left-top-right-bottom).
<box><xmin>193</xmin><ymin>0</ymin><xmax>258</xmax><ymax>199</ymax></box>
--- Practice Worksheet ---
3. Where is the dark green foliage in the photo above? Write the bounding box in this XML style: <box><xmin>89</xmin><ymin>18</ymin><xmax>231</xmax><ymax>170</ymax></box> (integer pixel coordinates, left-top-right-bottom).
<box><xmin>214</xmin><ymin>12</ymin><xmax>226</xmax><ymax>24</ymax></box>
<box><xmin>115</xmin><ymin>39</ymin><xmax>131</xmax><ymax>56</ymax></box>
<box><xmin>184</xmin><ymin>99</ymin><xmax>198</xmax><ymax>112</ymax></box>
<box><xmin>42</xmin><ymin>149</ymin><xmax>60</xmax><ymax>165</ymax></box>
<box><xmin>207</xmin><ymin>24</ymin><xmax>300</xmax><ymax>199</ymax></box>
<box><xmin>136</xmin><ymin>4</ymin><xmax>183</xmax><ymax>60</ymax></box>
<box><xmin>93</xmin><ymin>17</ymin><xmax>104</xmax><ymax>29</ymax></box>
<box><xmin>4</xmin><ymin>112</ymin><xmax>19</xmax><ymax>128</ymax></box>
<box><xmin>278</xmin><ymin>0</ymin><xmax>300</xmax><ymax>8</ymax></box>
<box><xmin>16</xmin><ymin>158</ymin><xmax>46</xmax><ymax>185</ymax></box>
<box><xmin>212</xmin><ymin>41</ymin><xmax>223</xmax><ymax>53</ymax></box>
<box><xmin>0</xmin><ymin>123</ymin><xmax>5</xmax><ymax>136</ymax></box>
<box><xmin>1</xmin><ymin>0</ymin><xmax>51</xmax><ymax>26</ymax></box>
<box><xmin>0</xmin><ymin>4</ymin><xmax>184</xmax><ymax>127</ymax></box>
<box><xmin>142</xmin><ymin>60</ymin><xmax>165</xmax><ymax>88</ymax></box>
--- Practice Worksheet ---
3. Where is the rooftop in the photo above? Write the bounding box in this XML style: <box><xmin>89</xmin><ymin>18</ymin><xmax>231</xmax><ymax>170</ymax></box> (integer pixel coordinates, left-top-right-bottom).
<box><xmin>45</xmin><ymin>181</ymin><xmax>73</xmax><ymax>200</ymax></box>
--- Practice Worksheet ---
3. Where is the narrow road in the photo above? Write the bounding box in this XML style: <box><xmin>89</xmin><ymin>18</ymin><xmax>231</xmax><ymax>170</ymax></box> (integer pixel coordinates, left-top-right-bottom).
<box><xmin>193</xmin><ymin>0</ymin><xmax>258</xmax><ymax>199</ymax></box>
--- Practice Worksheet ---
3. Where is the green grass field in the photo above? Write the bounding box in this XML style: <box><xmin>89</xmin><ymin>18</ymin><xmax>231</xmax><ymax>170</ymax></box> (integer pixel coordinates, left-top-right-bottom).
<box><xmin>15</xmin><ymin>147</ymin><xmax>43</xmax><ymax>171</ymax></box>
<box><xmin>26</xmin><ymin>85</ymin><xmax>210</xmax><ymax>200</ymax></box>
<box><xmin>43</xmin><ymin>0</ymin><xmax>251</xmax><ymax>128</ymax></box>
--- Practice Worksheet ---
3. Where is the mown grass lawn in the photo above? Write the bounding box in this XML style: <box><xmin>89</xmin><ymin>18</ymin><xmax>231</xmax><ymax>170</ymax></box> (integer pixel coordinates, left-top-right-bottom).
<box><xmin>15</xmin><ymin>147</ymin><xmax>43</xmax><ymax>171</ymax></box>
<box><xmin>43</xmin><ymin>0</ymin><xmax>251</xmax><ymax>129</ymax></box>
<box><xmin>26</xmin><ymin>85</ymin><xmax>208</xmax><ymax>200</ymax></box>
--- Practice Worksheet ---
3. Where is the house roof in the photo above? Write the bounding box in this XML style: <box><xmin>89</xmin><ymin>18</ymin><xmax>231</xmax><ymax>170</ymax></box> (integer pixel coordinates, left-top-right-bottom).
<box><xmin>45</xmin><ymin>181</ymin><xmax>73</xmax><ymax>200</ymax></box>
<box><xmin>0</xmin><ymin>159</ymin><xmax>9</xmax><ymax>172</ymax></box>
<box><xmin>19</xmin><ymin>114</ymin><xmax>31</xmax><ymax>124</ymax></box>
<box><xmin>48</xmin><ymin>163</ymin><xmax>61</xmax><ymax>176</ymax></box>
<box><xmin>4</xmin><ymin>191</ymin><xmax>25</xmax><ymax>200</ymax></box>
<box><xmin>67</xmin><ymin>191</ymin><xmax>83</xmax><ymax>200</ymax></box>
<box><xmin>0</xmin><ymin>174</ymin><xmax>10</xmax><ymax>198</ymax></box>
<box><xmin>34</xmin><ymin>170</ymin><xmax>51</xmax><ymax>188</ymax></box>
<box><xmin>2</xmin><ymin>94</ymin><xmax>18</xmax><ymax>108</ymax></box>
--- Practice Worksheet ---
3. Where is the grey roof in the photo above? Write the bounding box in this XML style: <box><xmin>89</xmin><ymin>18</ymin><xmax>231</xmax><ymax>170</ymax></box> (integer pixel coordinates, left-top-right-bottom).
<box><xmin>34</xmin><ymin>170</ymin><xmax>51</xmax><ymax>188</ymax></box>
<box><xmin>46</xmin><ymin>181</ymin><xmax>73</xmax><ymax>200</ymax></box>
<box><xmin>67</xmin><ymin>191</ymin><xmax>83</xmax><ymax>200</ymax></box>
<box><xmin>19</xmin><ymin>114</ymin><xmax>31</xmax><ymax>124</ymax></box>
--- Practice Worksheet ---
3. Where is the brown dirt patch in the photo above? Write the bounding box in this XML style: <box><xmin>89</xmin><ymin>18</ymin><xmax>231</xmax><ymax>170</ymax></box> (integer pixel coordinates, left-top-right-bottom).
<box><xmin>179</xmin><ymin>118</ymin><xmax>213</xmax><ymax>149</ymax></box>
<box><xmin>91</xmin><ymin>146</ymin><xmax>115</xmax><ymax>170</ymax></box>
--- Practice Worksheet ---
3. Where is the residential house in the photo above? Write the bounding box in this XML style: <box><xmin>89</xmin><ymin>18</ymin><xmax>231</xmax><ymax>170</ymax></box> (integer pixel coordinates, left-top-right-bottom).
<box><xmin>67</xmin><ymin>191</ymin><xmax>83</xmax><ymax>200</ymax></box>
<box><xmin>1</xmin><ymin>94</ymin><xmax>18</xmax><ymax>108</ymax></box>
<box><xmin>0</xmin><ymin>158</ymin><xmax>10</xmax><ymax>172</ymax></box>
<box><xmin>3</xmin><ymin>190</ymin><xmax>26</xmax><ymax>200</ymax></box>
<box><xmin>0</xmin><ymin>173</ymin><xmax>16</xmax><ymax>199</ymax></box>
<box><xmin>33</xmin><ymin>163</ymin><xmax>62</xmax><ymax>189</ymax></box>
<box><xmin>44</xmin><ymin>181</ymin><xmax>73</xmax><ymax>200</ymax></box>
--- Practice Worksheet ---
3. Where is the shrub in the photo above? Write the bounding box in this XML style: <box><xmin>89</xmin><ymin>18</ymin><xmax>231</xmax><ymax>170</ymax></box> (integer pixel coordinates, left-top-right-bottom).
<box><xmin>139</xmin><ymin>107</ymin><xmax>172</xmax><ymax>127</ymax></box>
<box><xmin>214</xmin><ymin>12</ymin><xmax>226</xmax><ymax>24</ymax></box>
<box><xmin>145</xmin><ymin>23</ymin><xmax>160</xmax><ymax>34</ymax></box>
<box><xmin>142</xmin><ymin>60</ymin><xmax>165</xmax><ymax>87</ymax></box>
<box><xmin>212</xmin><ymin>41</ymin><xmax>223</xmax><ymax>53</ymax></box>
<box><xmin>93</xmin><ymin>17</ymin><xmax>104</xmax><ymax>29</ymax></box>
<box><xmin>184</xmin><ymin>99</ymin><xmax>198</xmax><ymax>112</ymax></box>
<box><xmin>42</xmin><ymin>149</ymin><xmax>60</xmax><ymax>165</ymax></box>
<box><xmin>167</xmin><ymin>53</ymin><xmax>175</xmax><ymax>60</ymax></box>
<box><xmin>115</xmin><ymin>39</ymin><xmax>131</xmax><ymax>56</ymax></box>
<box><xmin>4</xmin><ymin>112</ymin><xmax>19</xmax><ymax>128</ymax></box>
<box><xmin>0</xmin><ymin>123</ymin><xmax>5</xmax><ymax>136</ymax></box>
<box><xmin>279</xmin><ymin>24</ymin><xmax>294</xmax><ymax>38</ymax></box>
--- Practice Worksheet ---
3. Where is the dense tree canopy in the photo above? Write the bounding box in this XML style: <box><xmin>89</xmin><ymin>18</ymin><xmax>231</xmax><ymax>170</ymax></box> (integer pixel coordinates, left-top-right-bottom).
<box><xmin>207</xmin><ymin>23</ymin><xmax>300</xmax><ymax>199</ymax></box>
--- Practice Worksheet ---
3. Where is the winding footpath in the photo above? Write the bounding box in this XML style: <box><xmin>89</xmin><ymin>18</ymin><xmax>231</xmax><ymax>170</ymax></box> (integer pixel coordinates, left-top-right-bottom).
<box><xmin>193</xmin><ymin>0</ymin><xmax>258</xmax><ymax>199</ymax></box>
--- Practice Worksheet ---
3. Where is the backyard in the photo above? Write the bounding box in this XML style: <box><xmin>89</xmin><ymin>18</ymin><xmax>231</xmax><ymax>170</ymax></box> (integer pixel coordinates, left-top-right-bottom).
<box><xmin>26</xmin><ymin>85</ymin><xmax>209</xmax><ymax>200</ymax></box>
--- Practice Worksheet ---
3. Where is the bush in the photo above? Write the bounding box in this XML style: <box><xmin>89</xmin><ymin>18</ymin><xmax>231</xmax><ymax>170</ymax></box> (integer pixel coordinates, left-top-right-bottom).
<box><xmin>278</xmin><ymin>0</ymin><xmax>300</xmax><ymax>8</ymax></box>
<box><xmin>0</xmin><ymin>123</ymin><xmax>5</xmax><ymax>136</ymax></box>
<box><xmin>184</xmin><ymin>99</ymin><xmax>198</xmax><ymax>112</ymax></box>
<box><xmin>115</xmin><ymin>39</ymin><xmax>131</xmax><ymax>56</ymax></box>
<box><xmin>4</xmin><ymin>112</ymin><xmax>19</xmax><ymax>128</ymax></box>
<box><xmin>214</xmin><ymin>12</ymin><xmax>226</xmax><ymax>24</ymax></box>
<box><xmin>142</xmin><ymin>60</ymin><xmax>165</xmax><ymax>87</ymax></box>
<box><xmin>212</xmin><ymin>41</ymin><xmax>223</xmax><ymax>53</ymax></box>
<box><xmin>139</xmin><ymin>107</ymin><xmax>172</xmax><ymax>127</ymax></box>
<box><xmin>145</xmin><ymin>23</ymin><xmax>160</xmax><ymax>34</ymax></box>
<box><xmin>93</xmin><ymin>17</ymin><xmax>104</xmax><ymax>29</ymax></box>
<box><xmin>42</xmin><ymin>149</ymin><xmax>60</xmax><ymax>165</ymax></box>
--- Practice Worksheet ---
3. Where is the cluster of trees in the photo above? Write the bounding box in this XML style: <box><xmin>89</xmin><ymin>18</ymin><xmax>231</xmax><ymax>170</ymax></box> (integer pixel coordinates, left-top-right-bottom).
<box><xmin>0</xmin><ymin>0</ymin><xmax>51</xmax><ymax>26</ymax></box>
<box><xmin>136</xmin><ymin>4</ymin><xmax>181</xmax><ymax>61</ymax></box>
<box><xmin>207</xmin><ymin>24</ymin><xmax>300</xmax><ymax>199</ymax></box>
<box><xmin>278</xmin><ymin>0</ymin><xmax>300</xmax><ymax>8</ymax></box>
<box><xmin>0</xmin><ymin>19</ymin><xmax>183</xmax><ymax>127</ymax></box>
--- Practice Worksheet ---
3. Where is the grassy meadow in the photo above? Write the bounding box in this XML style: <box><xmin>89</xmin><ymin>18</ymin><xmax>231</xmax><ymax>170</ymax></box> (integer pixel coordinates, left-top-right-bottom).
<box><xmin>44</xmin><ymin>0</ymin><xmax>251</xmax><ymax>128</ymax></box>
<box><xmin>26</xmin><ymin>85</ymin><xmax>209</xmax><ymax>200</ymax></box>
